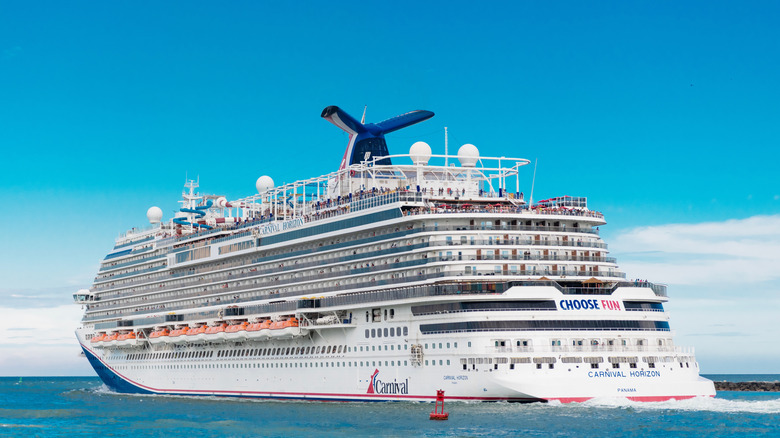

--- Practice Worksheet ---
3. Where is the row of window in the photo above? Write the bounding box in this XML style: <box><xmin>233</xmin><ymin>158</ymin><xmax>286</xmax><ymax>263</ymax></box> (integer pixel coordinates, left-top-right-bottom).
<box><xmin>364</xmin><ymin>326</ymin><xmax>408</xmax><ymax>338</ymax></box>
<box><xmin>421</xmin><ymin>320</ymin><xmax>671</xmax><ymax>334</ymax></box>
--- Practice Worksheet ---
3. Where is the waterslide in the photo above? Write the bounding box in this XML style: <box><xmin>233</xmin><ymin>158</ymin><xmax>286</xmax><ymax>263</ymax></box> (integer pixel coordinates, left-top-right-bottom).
<box><xmin>173</xmin><ymin>200</ymin><xmax>213</xmax><ymax>229</ymax></box>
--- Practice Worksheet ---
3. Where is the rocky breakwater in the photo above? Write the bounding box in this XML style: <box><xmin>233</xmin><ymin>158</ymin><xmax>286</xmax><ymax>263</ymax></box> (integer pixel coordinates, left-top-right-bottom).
<box><xmin>714</xmin><ymin>381</ymin><xmax>780</xmax><ymax>392</ymax></box>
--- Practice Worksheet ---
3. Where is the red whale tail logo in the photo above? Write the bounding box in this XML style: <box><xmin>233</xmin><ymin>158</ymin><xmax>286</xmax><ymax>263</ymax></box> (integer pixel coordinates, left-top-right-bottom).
<box><xmin>366</xmin><ymin>369</ymin><xmax>380</xmax><ymax>394</ymax></box>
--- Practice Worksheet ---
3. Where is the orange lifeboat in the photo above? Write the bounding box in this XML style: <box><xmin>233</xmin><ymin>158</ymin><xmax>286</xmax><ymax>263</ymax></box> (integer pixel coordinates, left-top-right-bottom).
<box><xmin>246</xmin><ymin>320</ymin><xmax>267</xmax><ymax>340</ymax></box>
<box><xmin>186</xmin><ymin>325</ymin><xmax>207</xmax><ymax>344</ymax></box>
<box><xmin>104</xmin><ymin>332</ymin><xmax>119</xmax><ymax>345</ymax></box>
<box><xmin>90</xmin><ymin>333</ymin><xmax>106</xmax><ymax>347</ymax></box>
<box><xmin>269</xmin><ymin>317</ymin><xmax>307</xmax><ymax>339</ymax></box>
<box><xmin>203</xmin><ymin>323</ymin><xmax>227</xmax><ymax>342</ymax></box>
<box><xmin>149</xmin><ymin>328</ymin><xmax>170</xmax><ymax>345</ymax></box>
<box><xmin>169</xmin><ymin>327</ymin><xmax>189</xmax><ymax>345</ymax></box>
<box><xmin>225</xmin><ymin>321</ymin><xmax>249</xmax><ymax>341</ymax></box>
<box><xmin>116</xmin><ymin>331</ymin><xmax>139</xmax><ymax>348</ymax></box>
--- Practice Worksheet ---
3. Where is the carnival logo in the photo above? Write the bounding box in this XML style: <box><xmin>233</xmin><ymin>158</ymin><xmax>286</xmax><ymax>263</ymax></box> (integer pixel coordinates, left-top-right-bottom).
<box><xmin>366</xmin><ymin>369</ymin><xmax>379</xmax><ymax>394</ymax></box>
<box><xmin>366</xmin><ymin>369</ymin><xmax>409</xmax><ymax>395</ymax></box>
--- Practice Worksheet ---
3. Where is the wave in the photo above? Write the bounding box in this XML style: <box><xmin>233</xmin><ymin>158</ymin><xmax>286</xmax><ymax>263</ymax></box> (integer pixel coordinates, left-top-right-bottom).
<box><xmin>581</xmin><ymin>395</ymin><xmax>780</xmax><ymax>414</ymax></box>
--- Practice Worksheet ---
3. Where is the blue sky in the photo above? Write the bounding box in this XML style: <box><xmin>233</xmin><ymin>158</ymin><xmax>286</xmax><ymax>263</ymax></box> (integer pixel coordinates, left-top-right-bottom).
<box><xmin>1</xmin><ymin>1</ymin><xmax>779</xmax><ymax>375</ymax></box>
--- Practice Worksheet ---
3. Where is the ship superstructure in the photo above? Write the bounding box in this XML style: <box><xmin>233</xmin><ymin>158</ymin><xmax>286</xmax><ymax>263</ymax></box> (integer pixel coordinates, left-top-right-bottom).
<box><xmin>74</xmin><ymin>106</ymin><xmax>715</xmax><ymax>402</ymax></box>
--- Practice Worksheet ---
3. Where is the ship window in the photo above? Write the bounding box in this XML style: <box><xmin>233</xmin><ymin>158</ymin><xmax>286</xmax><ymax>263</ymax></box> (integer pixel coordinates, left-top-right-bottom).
<box><xmin>384</xmin><ymin>328</ymin><xmax>388</xmax><ymax>337</ymax></box>
<box><xmin>371</xmin><ymin>329</ymin><xmax>376</xmax><ymax>338</ymax></box>
<box><xmin>365</xmin><ymin>329</ymin><xmax>369</xmax><ymax>338</ymax></box>
<box><xmin>403</xmin><ymin>327</ymin><xmax>408</xmax><ymax>336</ymax></box>
<box><xmin>390</xmin><ymin>309</ymin><xmax>394</xmax><ymax>319</ymax></box>
<box><xmin>591</xmin><ymin>363</ymin><xmax>599</xmax><ymax>369</ymax></box>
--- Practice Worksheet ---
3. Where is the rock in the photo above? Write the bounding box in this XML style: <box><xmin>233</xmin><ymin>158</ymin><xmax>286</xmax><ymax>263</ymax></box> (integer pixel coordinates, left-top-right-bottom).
<box><xmin>714</xmin><ymin>381</ymin><xmax>780</xmax><ymax>392</ymax></box>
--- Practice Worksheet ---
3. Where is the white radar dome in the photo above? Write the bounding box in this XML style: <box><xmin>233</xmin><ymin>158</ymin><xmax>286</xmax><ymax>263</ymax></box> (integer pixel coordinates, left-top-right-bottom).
<box><xmin>147</xmin><ymin>206</ymin><xmax>163</xmax><ymax>224</ymax></box>
<box><xmin>256</xmin><ymin>175</ymin><xmax>274</xmax><ymax>194</ymax></box>
<box><xmin>409</xmin><ymin>141</ymin><xmax>432</xmax><ymax>165</ymax></box>
<box><xmin>458</xmin><ymin>143</ymin><xmax>479</xmax><ymax>167</ymax></box>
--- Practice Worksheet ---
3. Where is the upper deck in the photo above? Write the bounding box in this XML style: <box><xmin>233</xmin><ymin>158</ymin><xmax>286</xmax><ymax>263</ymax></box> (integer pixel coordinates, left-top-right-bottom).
<box><xmin>111</xmin><ymin>146</ymin><xmax>602</xmax><ymax>251</ymax></box>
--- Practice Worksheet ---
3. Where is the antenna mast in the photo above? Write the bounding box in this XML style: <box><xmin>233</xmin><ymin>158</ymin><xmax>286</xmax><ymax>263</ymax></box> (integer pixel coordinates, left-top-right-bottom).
<box><xmin>529</xmin><ymin>159</ymin><xmax>538</xmax><ymax>208</ymax></box>
<box><xmin>444</xmin><ymin>127</ymin><xmax>448</xmax><ymax>167</ymax></box>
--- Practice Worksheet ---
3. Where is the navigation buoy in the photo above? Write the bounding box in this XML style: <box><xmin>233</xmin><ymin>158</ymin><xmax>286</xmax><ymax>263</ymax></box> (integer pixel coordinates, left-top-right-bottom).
<box><xmin>429</xmin><ymin>389</ymin><xmax>449</xmax><ymax>420</ymax></box>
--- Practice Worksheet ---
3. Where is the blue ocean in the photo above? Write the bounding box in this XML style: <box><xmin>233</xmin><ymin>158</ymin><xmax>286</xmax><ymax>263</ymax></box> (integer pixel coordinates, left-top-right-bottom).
<box><xmin>1</xmin><ymin>376</ymin><xmax>778</xmax><ymax>437</ymax></box>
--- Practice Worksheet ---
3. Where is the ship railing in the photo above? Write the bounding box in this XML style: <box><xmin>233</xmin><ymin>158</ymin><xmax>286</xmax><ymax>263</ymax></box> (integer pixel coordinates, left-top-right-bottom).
<box><xmin>83</xmin><ymin>273</ymin><xmax>666</xmax><ymax>325</ymax></box>
<box><xmin>88</xmin><ymin>258</ymin><xmax>434</xmax><ymax>313</ymax></box>
<box><xmin>98</xmin><ymin>254</ymin><xmax>167</xmax><ymax>273</ymax></box>
<box><xmin>152</xmin><ymin>187</ymin><xmax>603</xmax><ymax>249</ymax></box>
<box><xmin>91</xmin><ymin>227</ymin><xmax>613</xmax><ymax>291</ymax></box>
<box><xmin>403</xmin><ymin>205</ymin><xmax>604</xmax><ymax>220</ymax></box>
<box><xmin>151</xmin><ymin>209</ymin><xmax>604</xmax><ymax>269</ymax></box>
<box><xmin>87</xmin><ymin>259</ymin><xmax>628</xmax><ymax>312</ymax></box>
<box><xmin>486</xmin><ymin>345</ymin><xmax>691</xmax><ymax>355</ymax></box>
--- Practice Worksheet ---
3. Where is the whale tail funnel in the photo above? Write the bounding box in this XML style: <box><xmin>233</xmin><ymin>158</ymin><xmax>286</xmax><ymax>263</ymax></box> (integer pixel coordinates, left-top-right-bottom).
<box><xmin>321</xmin><ymin>106</ymin><xmax>434</xmax><ymax>170</ymax></box>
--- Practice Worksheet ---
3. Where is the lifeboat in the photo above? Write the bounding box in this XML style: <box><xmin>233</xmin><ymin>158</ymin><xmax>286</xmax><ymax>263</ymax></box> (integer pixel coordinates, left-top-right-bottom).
<box><xmin>246</xmin><ymin>320</ymin><xmax>270</xmax><ymax>340</ymax></box>
<box><xmin>116</xmin><ymin>331</ymin><xmax>139</xmax><ymax>348</ymax></box>
<box><xmin>148</xmin><ymin>327</ymin><xmax>170</xmax><ymax>346</ymax></box>
<box><xmin>104</xmin><ymin>332</ymin><xmax>119</xmax><ymax>346</ymax></box>
<box><xmin>168</xmin><ymin>327</ymin><xmax>189</xmax><ymax>345</ymax></box>
<box><xmin>186</xmin><ymin>325</ymin><xmax>207</xmax><ymax>344</ymax></box>
<box><xmin>225</xmin><ymin>321</ymin><xmax>248</xmax><ymax>341</ymax></box>
<box><xmin>203</xmin><ymin>323</ymin><xmax>227</xmax><ymax>342</ymax></box>
<box><xmin>269</xmin><ymin>318</ymin><xmax>308</xmax><ymax>339</ymax></box>
<box><xmin>90</xmin><ymin>333</ymin><xmax>106</xmax><ymax>348</ymax></box>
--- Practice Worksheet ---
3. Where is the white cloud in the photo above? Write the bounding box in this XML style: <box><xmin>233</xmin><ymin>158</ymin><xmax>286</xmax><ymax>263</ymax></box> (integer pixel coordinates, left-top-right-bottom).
<box><xmin>608</xmin><ymin>215</ymin><xmax>780</xmax><ymax>372</ymax></box>
<box><xmin>0</xmin><ymin>305</ymin><xmax>95</xmax><ymax>376</ymax></box>
<box><xmin>610</xmin><ymin>215</ymin><xmax>780</xmax><ymax>286</ymax></box>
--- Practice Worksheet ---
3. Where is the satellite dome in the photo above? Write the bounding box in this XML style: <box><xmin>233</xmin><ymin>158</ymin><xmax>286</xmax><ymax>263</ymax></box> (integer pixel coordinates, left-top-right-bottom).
<box><xmin>147</xmin><ymin>206</ymin><xmax>163</xmax><ymax>224</ymax></box>
<box><xmin>256</xmin><ymin>175</ymin><xmax>275</xmax><ymax>194</ymax></box>
<box><xmin>409</xmin><ymin>141</ymin><xmax>432</xmax><ymax>165</ymax></box>
<box><xmin>458</xmin><ymin>144</ymin><xmax>479</xmax><ymax>167</ymax></box>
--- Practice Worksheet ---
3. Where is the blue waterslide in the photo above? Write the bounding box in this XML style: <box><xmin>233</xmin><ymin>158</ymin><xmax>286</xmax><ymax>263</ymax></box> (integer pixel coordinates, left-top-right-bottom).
<box><xmin>173</xmin><ymin>200</ymin><xmax>213</xmax><ymax>229</ymax></box>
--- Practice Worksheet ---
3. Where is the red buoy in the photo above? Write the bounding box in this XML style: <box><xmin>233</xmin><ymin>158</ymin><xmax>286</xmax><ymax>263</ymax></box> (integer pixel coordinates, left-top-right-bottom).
<box><xmin>429</xmin><ymin>389</ymin><xmax>449</xmax><ymax>420</ymax></box>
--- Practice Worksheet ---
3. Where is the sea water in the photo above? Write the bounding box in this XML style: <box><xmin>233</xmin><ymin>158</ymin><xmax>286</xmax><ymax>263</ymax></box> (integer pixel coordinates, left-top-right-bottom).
<box><xmin>1</xmin><ymin>376</ymin><xmax>779</xmax><ymax>437</ymax></box>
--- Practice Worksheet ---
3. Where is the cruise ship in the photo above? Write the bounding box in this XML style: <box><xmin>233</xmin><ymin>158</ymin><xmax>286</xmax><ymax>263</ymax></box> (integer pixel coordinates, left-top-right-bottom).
<box><xmin>74</xmin><ymin>105</ymin><xmax>716</xmax><ymax>402</ymax></box>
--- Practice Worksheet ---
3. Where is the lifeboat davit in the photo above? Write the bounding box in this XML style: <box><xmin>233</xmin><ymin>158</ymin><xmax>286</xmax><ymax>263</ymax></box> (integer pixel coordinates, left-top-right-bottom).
<box><xmin>203</xmin><ymin>323</ymin><xmax>227</xmax><ymax>342</ymax></box>
<box><xmin>225</xmin><ymin>321</ymin><xmax>248</xmax><ymax>341</ymax></box>
<box><xmin>148</xmin><ymin>327</ymin><xmax>170</xmax><ymax>346</ymax></box>
<box><xmin>269</xmin><ymin>318</ymin><xmax>308</xmax><ymax>339</ymax></box>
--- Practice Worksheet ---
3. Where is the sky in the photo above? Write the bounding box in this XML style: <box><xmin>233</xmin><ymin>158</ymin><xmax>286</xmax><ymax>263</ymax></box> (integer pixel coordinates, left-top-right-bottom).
<box><xmin>1</xmin><ymin>1</ymin><xmax>779</xmax><ymax>376</ymax></box>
